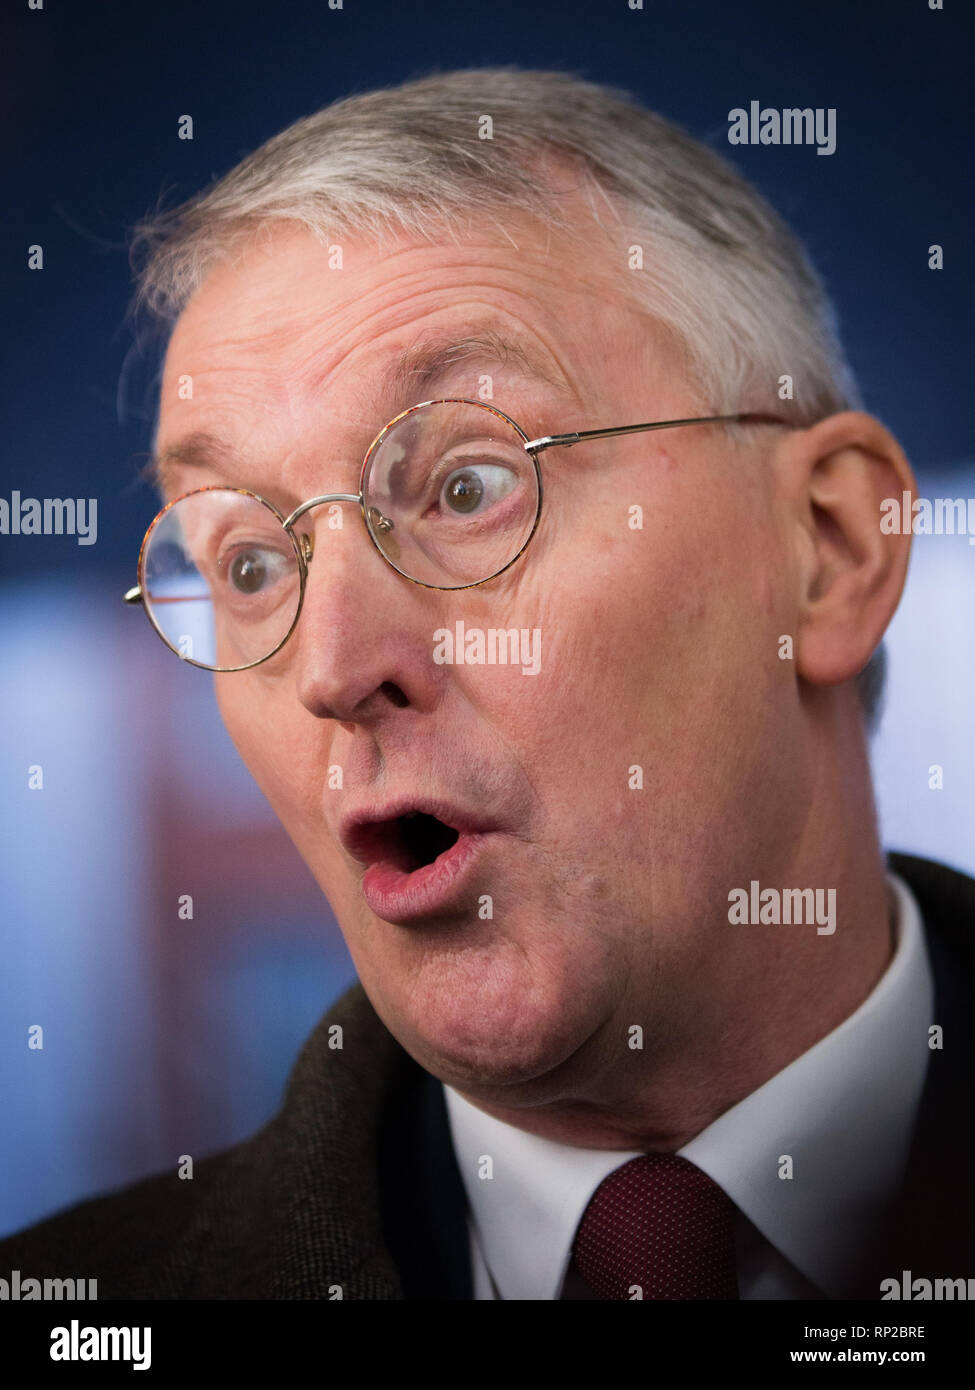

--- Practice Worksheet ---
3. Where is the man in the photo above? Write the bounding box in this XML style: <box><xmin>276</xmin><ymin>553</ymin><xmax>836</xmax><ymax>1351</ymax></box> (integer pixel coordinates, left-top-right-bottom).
<box><xmin>1</xmin><ymin>67</ymin><xmax>971</xmax><ymax>1300</ymax></box>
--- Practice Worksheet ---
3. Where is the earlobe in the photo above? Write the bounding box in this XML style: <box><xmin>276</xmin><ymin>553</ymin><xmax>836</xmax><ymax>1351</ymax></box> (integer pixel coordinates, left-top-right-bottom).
<box><xmin>791</xmin><ymin>412</ymin><xmax>915</xmax><ymax>691</ymax></box>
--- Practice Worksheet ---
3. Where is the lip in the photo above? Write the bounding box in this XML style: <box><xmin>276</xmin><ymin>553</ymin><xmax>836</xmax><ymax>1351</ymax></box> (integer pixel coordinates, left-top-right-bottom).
<box><xmin>362</xmin><ymin>830</ymin><xmax>497</xmax><ymax>923</ymax></box>
<box><xmin>340</xmin><ymin>798</ymin><xmax>503</xmax><ymax>925</ymax></box>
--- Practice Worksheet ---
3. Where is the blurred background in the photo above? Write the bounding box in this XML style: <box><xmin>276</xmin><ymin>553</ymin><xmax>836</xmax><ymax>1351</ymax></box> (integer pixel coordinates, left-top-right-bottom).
<box><xmin>1</xmin><ymin>0</ymin><xmax>972</xmax><ymax>1236</ymax></box>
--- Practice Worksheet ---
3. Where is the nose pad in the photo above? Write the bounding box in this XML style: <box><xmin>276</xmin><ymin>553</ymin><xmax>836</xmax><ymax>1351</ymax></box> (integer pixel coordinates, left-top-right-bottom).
<box><xmin>367</xmin><ymin>506</ymin><xmax>400</xmax><ymax>563</ymax></box>
<box><xmin>368</xmin><ymin>506</ymin><xmax>394</xmax><ymax>534</ymax></box>
<box><xmin>300</xmin><ymin>532</ymin><xmax>314</xmax><ymax>564</ymax></box>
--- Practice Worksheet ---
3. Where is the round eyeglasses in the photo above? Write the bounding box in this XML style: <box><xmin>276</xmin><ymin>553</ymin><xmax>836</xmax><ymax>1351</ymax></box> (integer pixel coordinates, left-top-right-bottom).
<box><xmin>130</xmin><ymin>399</ymin><xmax>541</xmax><ymax>671</ymax></box>
<box><xmin>124</xmin><ymin>396</ymin><xmax>788</xmax><ymax>671</ymax></box>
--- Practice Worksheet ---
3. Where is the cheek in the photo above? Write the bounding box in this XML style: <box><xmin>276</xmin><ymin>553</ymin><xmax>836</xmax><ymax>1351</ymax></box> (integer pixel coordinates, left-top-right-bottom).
<box><xmin>520</xmin><ymin>485</ymin><xmax>774</xmax><ymax>743</ymax></box>
<box><xmin>213</xmin><ymin>674</ymin><xmax>329</xmax><ymax>826</ymax></box>
<box><xmin>444</xmin><ymin>562</ymin><xmax>648</xmax><ymax>829</ymax></box>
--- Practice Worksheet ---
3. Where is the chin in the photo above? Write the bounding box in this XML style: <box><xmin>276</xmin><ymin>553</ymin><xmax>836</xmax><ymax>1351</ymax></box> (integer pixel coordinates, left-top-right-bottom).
<box><xmin>385</xmin><ymin>974</ymin><xmax>596</xmax><ymax>1091</ymax></box>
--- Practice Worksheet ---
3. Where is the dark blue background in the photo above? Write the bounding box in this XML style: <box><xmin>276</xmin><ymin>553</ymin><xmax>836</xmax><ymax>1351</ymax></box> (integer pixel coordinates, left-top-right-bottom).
<box><xmin>1</xmin><ymin>0</ymin><xmax>971</xmax><ymax>579</ymax></box>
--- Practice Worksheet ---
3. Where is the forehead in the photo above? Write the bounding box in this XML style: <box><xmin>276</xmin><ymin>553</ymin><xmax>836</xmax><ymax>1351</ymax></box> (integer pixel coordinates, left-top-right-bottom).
<box><xmin>153</xmin><ymin>217</ymin><xmax>686</xmax><ymax>499</ymax></box>
<box><xmin>164</xmin><ymin>214</ymin><xmax>660</xmax><ymax>389</ymax></box>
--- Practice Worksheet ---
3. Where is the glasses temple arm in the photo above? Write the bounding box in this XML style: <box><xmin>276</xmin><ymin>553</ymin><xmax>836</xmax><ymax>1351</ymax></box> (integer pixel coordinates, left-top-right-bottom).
<box><xmin>523</xmin><ymin>412</ymin><xmax>789</xmax><ymax>453</ymax></box>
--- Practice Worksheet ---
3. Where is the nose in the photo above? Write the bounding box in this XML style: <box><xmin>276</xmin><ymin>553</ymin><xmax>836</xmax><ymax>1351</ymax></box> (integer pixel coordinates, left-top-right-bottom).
<box><xmin>285</xmin><ymin>496</ymin><xmax>443</xmax><ymax>726</ymax></box>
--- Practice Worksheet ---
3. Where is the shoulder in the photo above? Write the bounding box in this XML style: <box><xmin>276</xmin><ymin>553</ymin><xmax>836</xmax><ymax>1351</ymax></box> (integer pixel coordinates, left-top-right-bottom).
<box><xmin>872</xmin><ymin>852</ymin><xmax>975</xmax><ymax>1281</ymax></box>
<box><xmin>889</xmin><ymin>849</ymin><xmax>975</xmax><ymax>913</ymax></box>
<box><xmin>0</xmin><ymin>981</ymin><xmax>409</xmax><ymax>1299</ymax></box>
<box><xmin>888</xmin><ymin>850</ymin><xmax>975</xmax><ymax>977</ymax></box>
<box><xmin>0</xmin><ymin>1130</ymin><xmax>268</xmax><ymax>1298</ymax></box>
<box><xmin>0</xmin><ymin>1078</ymin><xmax>299</xmax><ymax>1295</ymax></box>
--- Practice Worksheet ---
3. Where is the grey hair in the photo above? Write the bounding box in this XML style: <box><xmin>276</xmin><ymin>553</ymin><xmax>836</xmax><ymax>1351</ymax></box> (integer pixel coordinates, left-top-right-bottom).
<box><xmin>126</xmin><ymin>65</ymin><xmax>884</xmax><ymax>728</ymax></box>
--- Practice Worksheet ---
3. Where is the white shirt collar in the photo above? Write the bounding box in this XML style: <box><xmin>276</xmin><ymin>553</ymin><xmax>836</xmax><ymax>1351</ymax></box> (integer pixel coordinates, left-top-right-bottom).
<box><xmin>443</xmin><ymin>872</ymin><xmax>933</xmax><ymax>1299</ymax></box>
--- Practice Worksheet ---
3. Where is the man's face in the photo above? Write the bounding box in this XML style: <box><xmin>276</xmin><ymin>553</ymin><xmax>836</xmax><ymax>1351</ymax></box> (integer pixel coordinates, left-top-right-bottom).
<box><xmin>156</xmin><ymin>215</ymin><xmax>805</xmax><ymax>1115</ymax></box>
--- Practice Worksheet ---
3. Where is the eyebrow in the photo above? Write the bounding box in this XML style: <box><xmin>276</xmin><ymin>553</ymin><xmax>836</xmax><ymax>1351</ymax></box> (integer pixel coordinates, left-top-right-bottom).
<box><xmin>141</xmin><ymin>432</ymin><xmax>233</xmax><ymax>495</ymax></box>
<box><xmin>145</xmin><ymin>327</ymin><xmax>575</xmax><ymax>495</ymax></box>
<box><xmin>379</xmin><ymin>327</ymin><xmax>573</xmax><ymax>403</ymax></box>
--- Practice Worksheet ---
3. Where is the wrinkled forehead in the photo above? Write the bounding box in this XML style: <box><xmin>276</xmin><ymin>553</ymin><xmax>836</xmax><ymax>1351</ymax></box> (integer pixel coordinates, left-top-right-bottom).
<box><xmin>151</xmin><ymin>217</ymin><xmax>691</xmax><ymax>501</ymax></box>
<box><xmin>162</xmin><ymin>211</ymin><xmax>673</xmax><ymax>385</ymax></box>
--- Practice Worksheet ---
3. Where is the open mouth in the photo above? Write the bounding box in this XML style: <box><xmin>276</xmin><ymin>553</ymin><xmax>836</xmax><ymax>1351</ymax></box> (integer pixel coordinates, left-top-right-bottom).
<box><xmin>396</xmin><ymin>811</ymin><xmax>461</xmax><ymax>871</ymax></box>
<box><xmin>347</xmin><ymin>810</ymin><xmax>462</xmax><ymax>873</ymax></box>
<box><xmin>341</xmin><ymin>800</ymin><xmax>502</xmax><ymax>923</ymax></box>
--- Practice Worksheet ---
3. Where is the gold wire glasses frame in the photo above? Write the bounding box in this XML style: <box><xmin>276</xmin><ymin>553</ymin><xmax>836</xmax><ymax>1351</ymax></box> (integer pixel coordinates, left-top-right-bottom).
<box><xmin>123</xmin><ymin>397</ymin><xmax>789</xmax><ymax>672</ymax></box>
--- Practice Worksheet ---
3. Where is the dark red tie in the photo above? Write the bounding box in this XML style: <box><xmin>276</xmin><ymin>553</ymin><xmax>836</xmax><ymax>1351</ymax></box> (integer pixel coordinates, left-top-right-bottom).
<box><xmin>571</xmin><ymin>1154</ymin><xmax>740</xmax><ymax>1299</ymax></box>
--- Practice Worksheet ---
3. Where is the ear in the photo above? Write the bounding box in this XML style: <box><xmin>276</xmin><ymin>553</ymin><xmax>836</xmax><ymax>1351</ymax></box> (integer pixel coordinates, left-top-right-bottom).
<box><xmin>782</xmin><ymin>412</ymin><xmax>916</xmax><ymax>690</ymax></box>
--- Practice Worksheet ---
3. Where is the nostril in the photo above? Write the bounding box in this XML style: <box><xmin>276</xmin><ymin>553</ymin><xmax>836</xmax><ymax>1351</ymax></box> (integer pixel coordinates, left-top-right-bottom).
<box><xmin>380</xmin><ymin>681</ymin><xmax>409</xmax><ymax>708</ymax></box>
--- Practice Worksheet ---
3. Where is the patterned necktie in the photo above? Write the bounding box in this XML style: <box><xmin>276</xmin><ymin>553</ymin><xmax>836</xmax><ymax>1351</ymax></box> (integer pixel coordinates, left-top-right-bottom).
<box><xmin>570</xmin><ymin>1154</ymin><xmax>740</xmax><ymax>1299</ymax></box>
